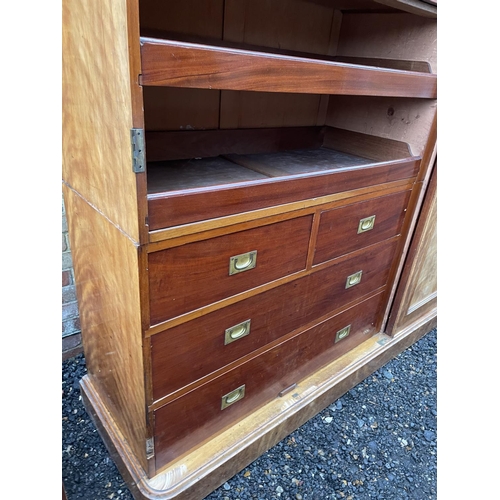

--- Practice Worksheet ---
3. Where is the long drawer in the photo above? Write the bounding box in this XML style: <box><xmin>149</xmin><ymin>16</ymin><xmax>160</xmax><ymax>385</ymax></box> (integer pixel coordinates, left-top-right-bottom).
<box><xmin>148</xmin><ymin>215</ymin><xmax>313</xmax><ymax>324</ymax></box>
<box><xmin>150</xmin><ymin>236</ymin><xmax>400</xmax><ymax>402</ymax></box>
<box><xmin>152</xmin><ymin>291</ymin><xmax>386</xmax><ymax>470</ymax></box>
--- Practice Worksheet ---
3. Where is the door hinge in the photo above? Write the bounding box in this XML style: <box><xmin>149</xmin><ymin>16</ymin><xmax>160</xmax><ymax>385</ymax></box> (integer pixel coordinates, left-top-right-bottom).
<box><xmin>146</xmin><ymin>437</ymin><xmax>155</xmax><ymax>459</ymax></box>
<box><xmin>131</xmin><ymin>128</ymin><xmax>146</xmax><ymax>173</ymax></box>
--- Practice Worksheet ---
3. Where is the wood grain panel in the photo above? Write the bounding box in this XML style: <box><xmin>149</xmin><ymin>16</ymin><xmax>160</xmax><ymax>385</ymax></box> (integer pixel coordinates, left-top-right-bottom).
<box><xmin>313</xmin><ymin>189</ymin><xmax>412</xmax><ymax>264</ymax></box>
<box><xmin>62</xmin><ymin>0</ymin><xmax>140</xmax><ymax>241</ymax></box>
<box><xmin>148</xmin><ymin>216</ymin><xmax>313</xmax><ymax>324</ymax></box>
<box><xmin>153</xmin><ymin>291</ymin><xmax>386</xmax><ymax>469</ymax></box>
<box><xmin>143</xmin><ymin>87</ymin><xmax>220</xmax><ymax>131</ymax></box>
<box><xmin>139</xmin><ymin>38</ymin><xmax>437</xmax><ymax>98</ymax></box>
<box><xmin>62</xmin><ymin>185</ymin><xmax>147</xmax><ymax>470</ymax></box>
<box><xmin>148</xmin><ymin>159</ymin><xmax>419</xmax><ymax>230</ymax></box>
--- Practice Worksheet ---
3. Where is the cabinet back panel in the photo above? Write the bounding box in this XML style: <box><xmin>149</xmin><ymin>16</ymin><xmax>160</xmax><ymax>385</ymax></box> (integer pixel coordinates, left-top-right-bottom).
<box><xmin>143</xmin><ymin>87</ymin><xmax>220</xmax><ymax>132</ymax></box>
<box><xmin>223</xmin><ymin>0</ymin><xmax>338</xmax><ymax>55</ymax></box>
<box><xmin>142</xmin><ymin>87</ymin><xmax>326</xmax><ymax>132</ymax></box>
<box><xmin>220</xmin><ymin>91</ymin><xmax>324</xmax><ymax>130</ymax></box>
<box><xmin>139</xmin><ymin>0</ymin><xmax>224</xmax><ymax>39</ymax></box>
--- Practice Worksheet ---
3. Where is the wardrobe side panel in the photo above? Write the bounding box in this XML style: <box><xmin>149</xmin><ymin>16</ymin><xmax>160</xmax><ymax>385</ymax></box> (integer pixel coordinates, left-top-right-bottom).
<box><xmin>63</xmin><ymin>185</ymin><xmax>148</xmax><ymax>471</ymax></box>
<box><xmin>62</xmin><ymin>0</ymin><xmax>140</xmax><ymax>241</ymax></box>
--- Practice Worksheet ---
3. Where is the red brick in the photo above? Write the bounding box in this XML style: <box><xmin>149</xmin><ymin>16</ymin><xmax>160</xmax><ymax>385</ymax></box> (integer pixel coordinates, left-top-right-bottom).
<box><xmin>62</xmin><ymin>270</ymin><xmax>72</xmax><ymax>287</ymax></box>
<box><xmin>62</xmin><ymin>333</ymin><xmax>83</xmax><ymax>361</ymax></box>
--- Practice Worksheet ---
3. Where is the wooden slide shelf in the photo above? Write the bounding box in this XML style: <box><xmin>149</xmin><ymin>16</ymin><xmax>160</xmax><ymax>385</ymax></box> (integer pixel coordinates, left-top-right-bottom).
<box><xmin>139</xmin><ymin>37</ymin><xmax>437</xmax><ymax>98</ymax></box>
<box><xmin>146</xmin><ymin>127</ymin><xmax>421</xmax><ymax>231</ymax></box>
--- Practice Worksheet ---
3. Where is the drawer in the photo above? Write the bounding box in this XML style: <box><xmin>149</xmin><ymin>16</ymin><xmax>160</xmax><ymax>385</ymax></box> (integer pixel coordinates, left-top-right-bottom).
<box><xmin>150</xmin><ymin>236</ymin><xmax>399</xmax><ymax>401</ymax></box>
<box><xmin>153</xmin><ymin>291</ymin><xmax>386</xmax><ymax>470</ymax></box>
<box><xmin>313</xmin><ymin>189</ymin><xmax>411</xmax><ymax>265</ymax></box>
<box><xmin>148</xmin><ymin>216</ymin><xmax>313</xmax><ymax>324</ymax></box>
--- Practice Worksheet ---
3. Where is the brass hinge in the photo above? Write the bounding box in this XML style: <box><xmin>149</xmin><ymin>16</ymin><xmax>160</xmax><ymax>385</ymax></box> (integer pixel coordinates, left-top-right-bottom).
<box><xmin>146</xmin><ymin>437</ymin><xmax>155</xmax><ymax>459</ymax></box>
<box><xmin>131</xmin><ymin>128</ymin><xmax>146</xmax><ymax>173</ymax></box>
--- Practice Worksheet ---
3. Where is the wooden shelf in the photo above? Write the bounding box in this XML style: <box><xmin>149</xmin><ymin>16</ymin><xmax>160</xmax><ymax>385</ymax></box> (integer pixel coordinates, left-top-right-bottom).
<box><xmin>147</xmin><ymin>148</ymin><xmax>376</xmax><ymax>194</ymax></box>
<box><xmin>146</xmin><ymin>127</ymin><xmax>420</xmax><ymax>231</ymax></box>
<box><xmin>139</xmin><ymin>37</ymin><xmax>437</xmax><ymax>98</ymax></box>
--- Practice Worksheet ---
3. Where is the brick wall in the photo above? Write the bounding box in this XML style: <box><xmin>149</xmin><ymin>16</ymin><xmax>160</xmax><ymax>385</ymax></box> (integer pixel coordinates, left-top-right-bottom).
<box><xmin>62</xmin><ymin>193</ymin><xmax>82</xmax><ymax>359</ymax></box>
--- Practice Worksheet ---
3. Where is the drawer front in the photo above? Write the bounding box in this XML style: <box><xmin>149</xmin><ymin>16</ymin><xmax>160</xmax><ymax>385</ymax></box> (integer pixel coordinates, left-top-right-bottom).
<box><xmin>153</xmin><ymin>291</ymin><xmax>386</xmax><ymax>470</ymax></box>
<box><xmin>149</xmin><ymin>216</ymin><xmax>313</xmax><ymax>324</ymax></box>
<box><xmin>313</xmin><ymin>189</ymin><xmax>411</xmax><ymax>265</ymax></box>
<box><xmin>151</xmin><ymin>275</ymin><xmax>308</xmax><ymax>401</ymax></box>
<box><xmin>151</xmin><ymin>236</ymin><xmax>399</xmax><ymax>401</ymax></box>
<box><xmin>148</xmin><ymin>159</ymin><xmax>419</xmax><ymax>230</ymax></box>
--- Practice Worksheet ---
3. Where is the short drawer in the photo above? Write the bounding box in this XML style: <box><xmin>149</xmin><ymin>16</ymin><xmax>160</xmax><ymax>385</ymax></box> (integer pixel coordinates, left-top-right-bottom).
<box><xmin>148</xmin><ymin>216</ymin><xmax>313</xmax><ymax>324</ymax></box>
<box><xmin>313</xmin><ymin>189</ymin><xmax>411</xmax><ymax>265</ymax></box>
<box><xmin>150</xmin><ymin>236</ymin><xmax>399</xmax><ymax>401</ymax></box>
<box><xmin>153</xmin><ymin>291</ymin><xmax>386</xmax><ymax>470</ymax></box>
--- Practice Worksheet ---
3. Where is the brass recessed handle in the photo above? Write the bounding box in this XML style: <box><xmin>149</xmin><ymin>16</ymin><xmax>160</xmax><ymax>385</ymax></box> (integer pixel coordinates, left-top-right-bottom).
<box><xmin>224</xmin><ymin>319</ymin><xmax>251</xmax><ymax>345</ymax></box>
<box><xmin>229</xmin><ymin>251</ymin><xmax>257</xmax><ymax>275</ymax></box>
<box><xmin>221</xmin><ymin>385</ymin><xmax>246</xmax><ymax>409</ymax></box>
<box><xmin>335</xmin><ymin>324</ymin><xmax>351</xmax><ymax>343</ymax></box>
<box><xmin>358</xmin><ymin>215</ymin><xmax>376</xmax><ymax>234</ymax></box>
<box><xmin>345</xmin><ymin>270</ymin><xmax>363</xmax><ymax>289</ymax></box>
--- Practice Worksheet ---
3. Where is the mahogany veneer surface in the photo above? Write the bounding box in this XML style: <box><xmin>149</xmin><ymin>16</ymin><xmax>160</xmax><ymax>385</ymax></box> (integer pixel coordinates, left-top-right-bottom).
<box><xmin>148</xmin><ymin>159</ymin><xmax>419</xmax><ymax>230</ymax></box>
<box><xmin>313</xmin><ymin>189</ymin><xmax>412</xmax><ymax>264</ymax></box>
<box><xmin>153</xmin><ymin>291</ymin><xmax>386</xmax><ymax>470</ymax></box>
<box><xmin>151</xmin><ymin>235</ymin><xmax>400</xmax><ymax>402</ymax></box>
<box><xmin>148</xmin><ymin>216</ymin><xmax>313</xmax><ymax>324</ymax></box>
<box><xmin>139</xmin><ymin>38</ymin><xmax>437</xmax><ymax>98</ymax></box>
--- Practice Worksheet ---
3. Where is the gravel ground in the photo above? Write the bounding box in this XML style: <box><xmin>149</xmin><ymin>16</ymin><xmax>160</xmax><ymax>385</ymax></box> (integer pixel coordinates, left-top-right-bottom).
<box><xmin>62</xmin><ymin>328</ymin><xmax>437</xmax><ymax>500</ymax></box>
